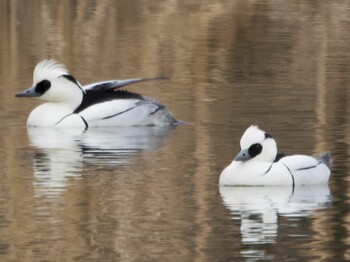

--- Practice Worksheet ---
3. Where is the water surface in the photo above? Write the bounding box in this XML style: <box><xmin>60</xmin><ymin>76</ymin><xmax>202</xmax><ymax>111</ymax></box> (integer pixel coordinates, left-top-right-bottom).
<box><xmin>1</xmin><ymin>1</ymin><xmax>350</xmax><ymax>261</ymax></box>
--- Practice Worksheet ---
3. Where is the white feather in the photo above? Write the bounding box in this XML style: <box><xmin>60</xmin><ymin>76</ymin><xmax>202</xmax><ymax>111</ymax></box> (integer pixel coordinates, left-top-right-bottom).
<box><xmin>17</xmin><ymin>60</ymin><xmax>178</xmax><ymax>128</ymax></box>
<box><xmin>219</xmin><ymin>126</ymin><xmax>332</xmax><ymax>186</ymax></box>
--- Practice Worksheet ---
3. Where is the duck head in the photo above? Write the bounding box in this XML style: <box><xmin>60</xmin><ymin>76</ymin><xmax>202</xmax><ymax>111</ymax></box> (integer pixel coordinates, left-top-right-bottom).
<box><xmin>16</xmin><ymin>59</ymin><xmax>84</xmax><ymax>109</ymax></box>
<box><xmin>234</xmin><ymin>126</ymin><xmax>277</xmax><ymax>162</ymax></box>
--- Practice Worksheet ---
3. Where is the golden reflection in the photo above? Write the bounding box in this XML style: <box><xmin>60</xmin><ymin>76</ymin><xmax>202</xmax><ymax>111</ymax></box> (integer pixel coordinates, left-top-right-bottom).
<box><xmin>1</xmin><ymin>0</ymin><xmax>350</xmax><ymax>261</ymax></box>
<box><xmin>309</xmin><ymin>6</ymin><xmax>333</xmax><ymax>261</ymax></box>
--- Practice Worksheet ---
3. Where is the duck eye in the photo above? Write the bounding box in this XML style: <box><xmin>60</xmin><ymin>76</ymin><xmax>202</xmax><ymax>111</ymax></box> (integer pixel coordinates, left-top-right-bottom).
<box><xmin>35</xmin><ymin>80</ymin><xmax>51</xmax><ymax>95</ymax></box>
<box><xmin>248</xmin><ymin>143</ymin><xmax>262</xmax><ymax>158</ymax></box>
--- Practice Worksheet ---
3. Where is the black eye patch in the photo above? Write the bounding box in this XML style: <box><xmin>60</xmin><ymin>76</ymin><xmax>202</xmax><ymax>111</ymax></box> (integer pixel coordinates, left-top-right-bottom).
<box><xmin>35</xmin><ymin>80</ymin><xmax>51</xmax><ymax>94</ymax></box>
<box><xmin>248</xmin><ymin>143</ymin><xmax>262</xmax><ymax>158</ymax></box>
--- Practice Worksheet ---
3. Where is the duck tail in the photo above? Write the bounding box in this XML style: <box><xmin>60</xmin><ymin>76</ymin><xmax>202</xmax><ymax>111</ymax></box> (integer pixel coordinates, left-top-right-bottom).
<box><xmin>317</xmin><ymin>151</ymin><xmax>333</xmax><ymax>169</ymax></box>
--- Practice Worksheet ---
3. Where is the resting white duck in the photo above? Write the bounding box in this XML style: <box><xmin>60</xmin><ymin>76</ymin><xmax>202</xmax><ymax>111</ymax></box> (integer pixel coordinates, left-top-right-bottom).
<box><xmin>16</xmin><ymin>59</ymin><xmax>179</xmax><ymax>128</ymax></box>
<box><xmin>219</xmin><ymin>125</ymin><xmax>332</xmax><ymax>186</ymax></box>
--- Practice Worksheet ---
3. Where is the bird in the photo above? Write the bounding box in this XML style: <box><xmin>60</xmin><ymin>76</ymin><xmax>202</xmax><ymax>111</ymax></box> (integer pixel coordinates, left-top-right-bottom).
<box><xmin>16</xmin><ymin>59</ymin><xmax>180</xmax><ymax>128</ymax></box>
<box><xmin>219</xmin><ymin>125</ymin><xmax>332</xmax><ymax>186</ymax></box>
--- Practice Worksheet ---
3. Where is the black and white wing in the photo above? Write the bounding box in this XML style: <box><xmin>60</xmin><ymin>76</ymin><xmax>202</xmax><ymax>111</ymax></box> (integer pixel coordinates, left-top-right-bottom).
<box><xmin>83</xmin><ymin>77</ymin><xmax>168</xmax><ymax>92</ymax></box>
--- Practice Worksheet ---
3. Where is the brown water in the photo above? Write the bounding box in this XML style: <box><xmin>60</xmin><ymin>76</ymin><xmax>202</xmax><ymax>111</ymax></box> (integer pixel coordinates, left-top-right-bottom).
<box><xmin>1</xmin><ymin>1</ymin><xmax>350</xmax><ymax>261</ymax></box>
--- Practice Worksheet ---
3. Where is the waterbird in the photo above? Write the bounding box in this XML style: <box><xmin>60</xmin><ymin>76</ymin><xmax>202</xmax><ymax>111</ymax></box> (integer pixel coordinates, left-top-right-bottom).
<box><xmin>219</xmin><ymin>125</ymin><xmax>332</xmax><ymax>186</ymax></box>
<box><xmin>16</xmin><ymin>59</ymin><xmax>179</xmax><ymax>128</ymax></box>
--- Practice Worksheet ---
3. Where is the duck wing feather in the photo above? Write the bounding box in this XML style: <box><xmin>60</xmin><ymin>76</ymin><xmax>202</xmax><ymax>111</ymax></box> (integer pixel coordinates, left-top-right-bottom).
<box><xmin>83</xmin><ymin>77</ymin><xmax>168</xmax><ymax>92</ymax></box>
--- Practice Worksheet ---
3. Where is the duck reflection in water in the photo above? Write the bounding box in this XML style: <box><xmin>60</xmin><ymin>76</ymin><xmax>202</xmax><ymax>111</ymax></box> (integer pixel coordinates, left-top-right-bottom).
<box><xmin>219</xmin><ymin>185</ymin><xmax>331</xmax><ymax>258</ymax></box>
<box><xmin>28</xmin><ymin>126</ymin><xmax>174</xmax><ymax>197</ymax></box>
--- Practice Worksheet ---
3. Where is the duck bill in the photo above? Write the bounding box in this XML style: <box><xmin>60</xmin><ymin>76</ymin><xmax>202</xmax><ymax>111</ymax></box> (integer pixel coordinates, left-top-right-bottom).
<box><xmin>15</xmin><ymin>86</ymin><xmax>40</xmax><ymax>97</ymax></box>
<box><xmin>234</xmin><ymin>149</ymin><xmax>252</xmax><ymax>161</ymax></box>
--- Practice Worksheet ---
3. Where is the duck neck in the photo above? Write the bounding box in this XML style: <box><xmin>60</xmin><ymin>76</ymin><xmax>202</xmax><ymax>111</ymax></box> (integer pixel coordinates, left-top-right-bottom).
<box><xmin>51</xmin><ymin>88</ymin><xmax>84</xmax><ymax>111</ymax></box>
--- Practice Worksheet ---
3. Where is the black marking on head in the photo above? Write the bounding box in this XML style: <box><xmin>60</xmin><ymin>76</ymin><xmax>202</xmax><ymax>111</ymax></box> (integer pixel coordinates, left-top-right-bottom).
<box><xmin>61</xmin><ymin>74</ymin><xmax>85</xmax><ymax>92</ymax></box>
<box><xmin>74</xmin><ymin>89</ymin><xmax>145</xmax><ymax>114</ymax></box>
<box><xmin>61</xmin><ymin>74</ymin><xmax>80</xmax><ymax>86</ymax></box>
<box><xmin>35</xmin><ymin>80</ymin><xmax>51</xmax><ymax>95</ymax></box>
<box><xmin>248</xmin><ymin>143</ymin><xmax>263</xmax><ymax>158</ymax></box>
<box><xmin>265</xmin><ymin>132</ymin><xmax>272</xmax><ymax>139</ymax></box>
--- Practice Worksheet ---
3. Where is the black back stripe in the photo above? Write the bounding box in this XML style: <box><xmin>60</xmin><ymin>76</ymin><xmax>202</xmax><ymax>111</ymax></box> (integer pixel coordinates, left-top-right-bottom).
<box><xmin>80</xmin><ymin>116</ymin><xmax>89</xmax><ymax>130</ymax></box>
<box><xmin>296</xmin><ymin>163</ymin><xmax>320</xmax><ymax>171</ymax></box>
<box><xmin>54</xmin><ymin>113</ymin><xmax>73</xmax><ymax>126</ymax></box>
<box><xmin>274</xmin><ymin>153</ymin><xmax>286</xmax><ymax>162</ymax></box>
<box><xmin>54</xmin><ymin>113</ymin><xmax>88</xmax><ymax>128</ymax></box>
<box><xmin>282</xmin><ymin>163</ymin><xmax>295</xmax><ymax>188</ymax></box>
<box><xmin>261</xmin><ymin>163</ymin><xmax>273</xmax><ymax>176</ymax></box>
<box><xmin>102</xmin><ymin>106</ymin><xmax>136</xmax><ymax>120</ymax></box>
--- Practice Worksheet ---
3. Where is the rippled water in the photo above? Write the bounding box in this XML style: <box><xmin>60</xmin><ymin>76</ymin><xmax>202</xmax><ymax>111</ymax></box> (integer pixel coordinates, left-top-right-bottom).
<box><xmin>1</xmin><ymin>1</ymin><xmax>350</xmax><ymax>261</ymax></box>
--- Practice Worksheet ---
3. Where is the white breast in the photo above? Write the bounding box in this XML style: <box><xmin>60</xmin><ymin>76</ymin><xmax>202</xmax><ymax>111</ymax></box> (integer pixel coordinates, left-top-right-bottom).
<box><xmin>27</xmin><ymin>103</ymin><xmax>83</xmax><ymax>127</ymax></box>
<box><xmin>219</xmin><ymin>161</ymin><xmax>294</xmax><ymax>186</ymax></box>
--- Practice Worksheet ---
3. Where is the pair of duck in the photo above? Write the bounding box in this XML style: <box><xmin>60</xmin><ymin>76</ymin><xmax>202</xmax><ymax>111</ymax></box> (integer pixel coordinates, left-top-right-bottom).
<box><xmin>16</xmin><ymin>59</ymin><xmax>333</xmax><ymax>186</ymax></box>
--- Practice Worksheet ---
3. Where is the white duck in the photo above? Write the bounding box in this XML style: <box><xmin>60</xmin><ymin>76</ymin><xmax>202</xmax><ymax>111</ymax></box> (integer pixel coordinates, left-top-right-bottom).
<box><xmin>16</xmin><ymin>59</ymin><xmax>179</xmax><ymax>128</ymax></box>
<box><xmin>219</xmin><ymin>126</ymin><xmax>332</xmax><ymax>186</ymax></box>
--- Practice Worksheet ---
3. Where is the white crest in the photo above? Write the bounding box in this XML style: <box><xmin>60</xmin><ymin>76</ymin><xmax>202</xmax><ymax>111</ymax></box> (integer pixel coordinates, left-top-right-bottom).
<box><xmin>240</xmin><ymin>125</ymin><xmax>266</xmax><ymax>149</ymax></box>
<box><xmin>33</xmin><ymin>59</ymin><xmax>68</xmax><ymax>84</ymax></box>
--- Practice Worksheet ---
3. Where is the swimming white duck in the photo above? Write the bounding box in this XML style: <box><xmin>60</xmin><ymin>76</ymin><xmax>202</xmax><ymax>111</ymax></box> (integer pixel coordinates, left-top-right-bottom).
<box><xmin>16</xmin><ymin>59</ymin><xmax>179</xmax><ymax>128</ymax></box>
<box><xmin>219</xmin><ymin>125</ymin><xmax>332</xmax><ymax>186</ymax></box>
